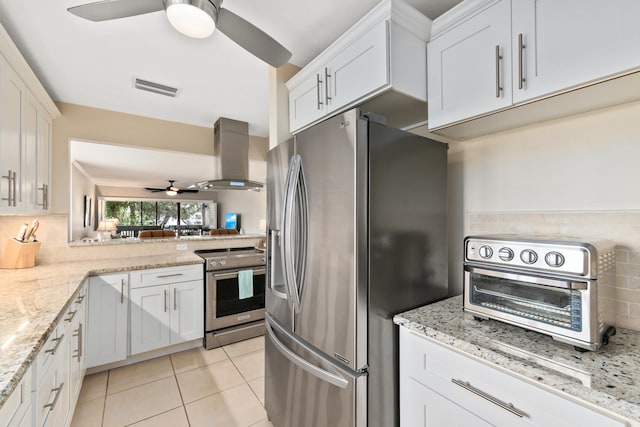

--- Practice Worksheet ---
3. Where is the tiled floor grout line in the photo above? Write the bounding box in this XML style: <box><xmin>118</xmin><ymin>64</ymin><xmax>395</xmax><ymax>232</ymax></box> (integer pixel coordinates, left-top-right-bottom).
<box><xmin>101</xmin><ymin>370</ymin><xmax>110</xmax><ymax>427</ymax></box>
<box><xmin>168</xmin><ymin>353</ymin><xmax>192</xmax><ymax>427</ymax></box>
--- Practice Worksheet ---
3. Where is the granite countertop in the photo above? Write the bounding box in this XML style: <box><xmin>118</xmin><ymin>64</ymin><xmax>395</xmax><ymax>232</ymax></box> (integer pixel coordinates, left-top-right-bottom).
<box><xmin>68</xmin><ymin>233</ymin><xmax>265</xmax><ymax>246</ymax></box>
<box><xmin>0</xmin><ymin>253</ymin><xmax>203</xmax><ymax>409</ymax></box>
<box><xmin>394</xmin><ymin>295</ymin><xmax>640</xmax><ymax>423</ymax></box>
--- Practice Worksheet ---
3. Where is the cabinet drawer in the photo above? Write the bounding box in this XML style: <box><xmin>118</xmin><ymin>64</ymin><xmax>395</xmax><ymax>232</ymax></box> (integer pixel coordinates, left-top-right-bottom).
<box><xmin>0</xmin><ymin>367</ymin><xmax>31</xmax><ymax>426</ymax></box>
<box><xmin>129</xmin><ymin>264</ymin><xmax>203</xmax><ymax>288</ymax></box>
<box><xmin>35</xmin><ymin>325</ymin><xmax>65</xmax><ymax>387</ymax></box>
<box><xmin>400</xmin><ymin>328</ymin><xmax>627</xmax><ymax>427</ymax></box>
<box><xmin>35</xmin><ymin>338</ymin><xmax>69</xmax><ymax>427</ymax></box>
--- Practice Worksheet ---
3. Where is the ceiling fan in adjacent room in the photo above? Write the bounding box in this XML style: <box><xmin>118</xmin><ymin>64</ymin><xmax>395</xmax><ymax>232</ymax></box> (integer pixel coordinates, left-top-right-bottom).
<box><xmin>145</xmin><ymin>180</ymin><xmax>199</xmax><ymax>196</ymax></box>
<box><xmin>67</xmin><ymin>0</ymin><xmax>292</xmax><ymax>67</ymax></box>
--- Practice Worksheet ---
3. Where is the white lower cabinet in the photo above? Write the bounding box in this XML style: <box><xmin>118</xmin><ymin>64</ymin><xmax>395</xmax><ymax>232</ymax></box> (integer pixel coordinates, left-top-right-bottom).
<box><xmin>399</xmin><ymin>327</ymin><xmax>627</xmax><ymax>427</ymax></box>
<box><xmin>130</xmin><ymin>265</ymin><xmax>203</xmax><ymax>355</ymax></box>
<box><xmin>86</xmin><ymin>273</ymin><xmax>128</xmax><ymax>368</ymax></box>
<box><xmin>0</xmin><ymin>366</ymin><xmax>31</xmax><ymax>427</ymax></box>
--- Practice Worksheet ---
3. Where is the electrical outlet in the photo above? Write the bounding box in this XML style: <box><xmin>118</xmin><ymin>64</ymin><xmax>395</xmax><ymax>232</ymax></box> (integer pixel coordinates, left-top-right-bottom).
<box><xmin>176</xmin><ymin>243</ymin><xmax>188</xmax><ymax>251</ymax></box>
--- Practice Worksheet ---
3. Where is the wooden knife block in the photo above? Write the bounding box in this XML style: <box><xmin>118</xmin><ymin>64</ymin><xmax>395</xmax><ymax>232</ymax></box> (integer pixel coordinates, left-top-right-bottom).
<box><xmin>0</xmin><ymin>239</ymin><xmax>41</xmax><ymax>269</ymax></box>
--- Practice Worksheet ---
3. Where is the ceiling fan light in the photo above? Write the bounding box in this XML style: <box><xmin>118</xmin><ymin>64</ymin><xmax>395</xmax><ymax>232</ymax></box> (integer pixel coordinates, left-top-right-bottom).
<box><xmin>165</xmin><ymin>2</ymin><xmax>216</xmax><ymax>39</ymax></box>
<box><xmin>166</xmin><ymin>189</ymin><xmax>178</xmax><ymax>196</ymax></box>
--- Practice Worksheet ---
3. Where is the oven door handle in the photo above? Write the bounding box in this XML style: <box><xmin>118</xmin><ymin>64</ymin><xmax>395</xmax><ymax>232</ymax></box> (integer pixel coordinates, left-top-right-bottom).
<box><xmin>465</xmin><ymin>266</ymin><xmax>588</xmax><ymax>290</ymax></box>
<box><xmin>212</xmin><ymin>268</ymin><xmax>266</xmax><ymax>280</ymax></box>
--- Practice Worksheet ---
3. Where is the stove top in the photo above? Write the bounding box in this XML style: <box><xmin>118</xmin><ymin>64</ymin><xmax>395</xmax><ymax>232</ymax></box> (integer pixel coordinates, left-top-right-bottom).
<box><xmin>196</xmin><ymin>247</ymin><xmax>266</xmax><ymax>271</ymax></box>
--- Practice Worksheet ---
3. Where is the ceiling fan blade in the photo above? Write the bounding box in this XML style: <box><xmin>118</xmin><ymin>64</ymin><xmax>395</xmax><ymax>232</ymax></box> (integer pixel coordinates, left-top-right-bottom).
<box><xmin>216</xmin><ymin>8</ymin><xmax>292</xmax><ymax>67</ymax></box>
<box><xmin>145</xmin><ymin>187</ymin><xmax>165</xmax><ymax>192</ymax></box>
<box><xmin>177</xmin><ymin>189</ymin><xmax>199</xmax><ymax>193</ymax></box>
<box><xmin>68</xmin><ymin>0</ymin><xmax>164</xmax><ymax>22</ymax></box>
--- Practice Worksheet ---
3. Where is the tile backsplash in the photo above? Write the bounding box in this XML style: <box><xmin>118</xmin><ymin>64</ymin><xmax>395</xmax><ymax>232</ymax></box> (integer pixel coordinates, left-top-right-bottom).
<box><xmin>468</xmin><ymin>211</ymin><xmax>640</xmax><ymax>332</ymax></box>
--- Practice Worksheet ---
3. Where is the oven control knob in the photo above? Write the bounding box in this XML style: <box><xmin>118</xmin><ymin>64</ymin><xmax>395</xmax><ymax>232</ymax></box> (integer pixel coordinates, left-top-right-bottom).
<box><xmin>498</xmin><ymin>247</ymin><xmax>514</xmax><ymax>261</ymax></box>
<box><xmin>478</xmin><ymin>245</ymin><xmax>493</xmax><ymax>259</ymax></box>
<box><xmin>520</xmin><ymin>249</ymin><xmax>538</xmax><ymax>264</ymax></box>
<box><xmin>210</xmin><ymin>261</ymin><xmax>218</xmax><ymax>267</ymax></box>
<box><xmin>219</xmin><ymin>260</ymin><xmax>226</xmax><ymax>266</ymax></box>
<box><xmin>545</xmin><ymin>251</ymin><xmax>565</xmax><ymax>267</ymax></box>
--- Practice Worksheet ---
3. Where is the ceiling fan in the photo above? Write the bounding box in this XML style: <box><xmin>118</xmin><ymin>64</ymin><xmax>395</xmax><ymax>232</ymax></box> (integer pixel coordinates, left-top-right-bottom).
<box><xmin>145</xmin><ymin>180</ymin><xmax>199</xmax><ymax>196</ymax></box>
<box><xmin>67</xmin><ymin>0</ymin><xmax>292</xmax><ymax>67</ymax></box>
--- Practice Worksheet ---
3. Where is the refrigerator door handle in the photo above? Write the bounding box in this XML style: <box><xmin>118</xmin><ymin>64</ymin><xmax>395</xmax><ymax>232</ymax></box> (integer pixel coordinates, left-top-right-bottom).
<box><xmin>266</xmin><ymin>314</ymin><xmax>349</xmax><ymax>389</ymax></box>
<box><xmin>281</xmin><ymin>154</ymin><xmax>304</xmax><ymax>312</ymax></box>
<box><xmin>293</xmin><ymin>157</ymin><xmax>309</xmax><ymax>309</ymax></box>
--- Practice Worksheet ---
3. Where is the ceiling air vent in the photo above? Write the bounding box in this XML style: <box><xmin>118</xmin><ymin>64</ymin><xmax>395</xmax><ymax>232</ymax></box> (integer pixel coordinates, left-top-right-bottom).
<box><xmin>134</xmin><ymin>78</ymin><xmax>178</xmax><ymax>97</ymax></box>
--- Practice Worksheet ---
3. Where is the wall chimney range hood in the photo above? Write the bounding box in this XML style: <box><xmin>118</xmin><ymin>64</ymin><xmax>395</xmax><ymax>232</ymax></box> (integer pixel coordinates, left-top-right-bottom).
<box><xmin>197</xmin><ymin>117</ymin><xmax>263</xmax><ymax>191</ymax></box>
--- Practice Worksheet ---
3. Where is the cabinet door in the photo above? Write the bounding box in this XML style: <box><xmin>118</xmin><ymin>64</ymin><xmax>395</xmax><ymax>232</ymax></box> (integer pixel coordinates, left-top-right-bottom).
<box><xmin>288</xmin><ymin>70</ymin><xmax>327</xmax><ymax>133</ymax></box>
<box><xmin>130</xmin><ymin>285</ymin><xmax>171</xmax><ymax>355</ymax></box>
<box><xmin>401</xmin><ymin>377</ymin><xmax>494</xmax><ymax>427</ymax></box>
<box><xmin>427</xmin><ymin>0</ymin><xmax>512</xmax><ymax>129</ymax></box>
<box><xmin>0</xmin><ymin>57</ymin><xmax>25</xmax><ymax>213</ymax></box>
<box><xmin>69</xmin><ymin>293</ymin><xmax>86</xmax><ymax>404</ymax></box>
<box><xmin>36</xmin><ymin>108</ymin><xmax>51</xmax><ymax>212</ymax></box>
<box><xmin>326</xmin><ymin>20</ymin><xmax>388</xmax><ymax>113</ymax></box>
<box><xmin>86</xmin><ymin>274</ymin><xmax>128</xmax><ymax>368</ymax></box>
<box><xmin>512</xmin><ymin>0</ymin><xmax>640</xmax><ymax>104</ymax></box>
<box><xmin>23</xmin><ymin>94</ymin><xmax>38</xmax><ymax>212</ymax></box>
<box><xmin>170</xmin><ymin>280</ymin><xmax>204</xmax><ymax>344</ymax></box>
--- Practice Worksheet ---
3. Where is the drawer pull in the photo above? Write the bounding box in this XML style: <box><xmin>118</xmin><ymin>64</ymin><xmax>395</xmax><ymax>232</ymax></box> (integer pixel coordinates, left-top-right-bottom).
<box><xmin>451</xmin><ymin>378</ymin><xmax>526</xmax><ymax>418</ymax></box>
<box><xmin>44</xmin><ymin>334</ymin><xmax>64</xmax><ymax>355</ymax></box>
<box><xmin>43</xmin><ymin>382</ymin><xmax>64</xmax><ymax>411</ymax></box>
<box><xmin>64</xmin><ymin>310</ymin><xmax>77</xmax><ymax>322</ymax></box>
<box><xmin>156</xmin><ymin>273</ymin><xmax>183</xmax><ymax>279</ymax></box>
<box><xmin>75</xmin><ymin>294</ymin><xmax>86</xmax><ymax>304</ymax></box>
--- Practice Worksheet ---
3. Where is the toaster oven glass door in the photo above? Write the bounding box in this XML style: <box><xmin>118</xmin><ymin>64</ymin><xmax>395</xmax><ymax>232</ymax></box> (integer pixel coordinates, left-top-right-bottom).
<box><xmin>465</xmin><ymin>267</ymin><xmax>585</xmax><ymax>331</ymax></box>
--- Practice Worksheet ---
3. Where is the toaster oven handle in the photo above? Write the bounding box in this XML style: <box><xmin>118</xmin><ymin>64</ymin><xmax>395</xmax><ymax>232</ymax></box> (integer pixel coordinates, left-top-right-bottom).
<box><xmin>465</xmin><ymin>266</ymin><xmax>588</xmax><ymax>290</ymax></box>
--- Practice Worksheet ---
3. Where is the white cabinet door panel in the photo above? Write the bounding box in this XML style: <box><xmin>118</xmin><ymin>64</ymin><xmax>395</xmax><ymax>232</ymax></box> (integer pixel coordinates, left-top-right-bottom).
<box><xmin>428</xmin><ymin>0</ymin><xmax>512</xmax><ymax>128</ymax></box>
<box><xmin>86</xmin><ymin>274</ymin><xmax>128</xmax><ymax>368</ymax></box>
<box><xmin>130</xmin><ymin>285</ymin><xmax>171</xmax><ymax>355</ymax></box>
<box><xmin>327</xmin><ymin>20</ymin><xmax>388</xmax><ymax>112</ymax></box>
<box><xmin>512</xmin><ymin>0</ymin><xmax>640</xmax><ymax>103</ymax></box>
<box><xmin>0</xmin><ymin>57</ymin><xmax>24</xmax><ymax>213</ymax></box>
<box><xmin>289</xmin><ymin>71</ymin><xmax>326</xmax><ymax>133</ymax></box>
<box><xmin>170</xmin><ymin>281</ymin><xmax>204</xmax><ymax>344</ymax></box>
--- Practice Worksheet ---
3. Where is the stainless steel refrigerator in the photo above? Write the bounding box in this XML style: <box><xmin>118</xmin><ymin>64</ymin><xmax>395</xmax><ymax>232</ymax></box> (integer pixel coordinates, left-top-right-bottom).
<box><xmin>265</xmin><ymin>108</ymin><xmax>448</xmax><ymax>427</ymax></box>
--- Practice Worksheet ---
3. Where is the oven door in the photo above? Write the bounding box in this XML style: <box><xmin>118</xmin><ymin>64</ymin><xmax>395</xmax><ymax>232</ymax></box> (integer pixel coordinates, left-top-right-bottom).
<box><xmin>463</xmin><ymin>265</ymin><xmax>594</xmax><ymax>343</ymax></box>
<box><xmin>206</xmin><ymin>267</ymin><xmax>266</xmax><ymax>331</ymax></box>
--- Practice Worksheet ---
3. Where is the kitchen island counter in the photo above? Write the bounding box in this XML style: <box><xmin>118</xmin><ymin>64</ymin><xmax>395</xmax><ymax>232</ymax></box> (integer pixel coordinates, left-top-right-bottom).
<box><xmin>0</xmin><ymin>253</ymin><xmax>203</xmax><ymax>408</ymax></box>
<box><xmin>394</xmin><ymin>295</ymin><xmax>640</xmax><ymax>423</ymax></box>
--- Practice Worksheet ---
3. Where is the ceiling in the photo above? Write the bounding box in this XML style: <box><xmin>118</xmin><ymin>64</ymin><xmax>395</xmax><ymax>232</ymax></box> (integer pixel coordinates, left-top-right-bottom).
<box><xmin>0</xmin><ymin>0</ymin><xmax>461</xmax><ymax>138</ymax></box>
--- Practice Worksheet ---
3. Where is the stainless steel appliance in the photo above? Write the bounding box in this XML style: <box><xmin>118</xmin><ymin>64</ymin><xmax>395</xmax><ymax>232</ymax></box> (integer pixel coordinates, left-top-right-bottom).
<box><xmin>265</xmin><ymin>109</ymin><xmax>448</xmax><ymax>427</ymax></box>
<box><xmin>463</xmin><ymin>235</ymin><xmax>617</xmax><ymax>351</ymax></box>
<box><xmin>197</xmin><ymin>247</ymin><xmax>266</xmax><ymax>349</ymax></box>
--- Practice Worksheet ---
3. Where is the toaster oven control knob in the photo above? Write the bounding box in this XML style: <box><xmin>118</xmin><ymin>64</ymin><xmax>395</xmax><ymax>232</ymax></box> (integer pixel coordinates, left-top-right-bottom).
<box><xmin>520</xmin><ymin>249</ymin><xmax>538</xmax><ymax>264</ymax></box>
<box><xmin>498</xmin><ymin>247</ymin><xmax>514</xmax><ymax>261</ymax></box>
<box><xmin>219</xmin><ymin>260</ymin><xmax>226</xmax><ymax>266</ymax></box>
<box><xmin>478</xmin><ymin>245</ymin><xmax>493</xmax><ymax>259</ymax></box>
<box><xmin>545</xmin><ymin>251</ymin><xmax>565</xmax><ymax>267</ymax></box>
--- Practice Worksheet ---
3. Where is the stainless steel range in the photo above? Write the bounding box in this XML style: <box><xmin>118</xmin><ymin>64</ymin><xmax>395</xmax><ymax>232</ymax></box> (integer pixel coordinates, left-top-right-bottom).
<box><xmin>464</xmin><ymin>235</ymin><xmax>617</xmax><ymax>351</ymax></box>
<box><xmin>196</xmin><ymin>247</ymin><xmax>266</xmax><ymax>349</ymax></box>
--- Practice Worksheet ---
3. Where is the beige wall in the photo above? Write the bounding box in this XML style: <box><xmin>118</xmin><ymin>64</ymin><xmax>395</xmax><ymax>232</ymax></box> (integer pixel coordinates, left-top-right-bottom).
<box><xmin>51</xmin><ymin>102</ymin><xmax>215</xmax><ymax>214</ymax></box>
<box><xmin>70</xmin><ymin>162</ymin><xmax>96</xmax><ymax>241</ymax></box>
<box><xmin>449</xmin><ymin>99</ymin><xmax>640</xmax><ymax>331</ymax></box>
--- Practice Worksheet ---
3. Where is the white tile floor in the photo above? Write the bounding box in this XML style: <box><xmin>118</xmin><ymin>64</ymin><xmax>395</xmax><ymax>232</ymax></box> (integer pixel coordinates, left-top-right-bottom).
<box><xmin>70</xmin><ymin>336</ymin><xmax>273</xmax><ymax>427</ymax></box>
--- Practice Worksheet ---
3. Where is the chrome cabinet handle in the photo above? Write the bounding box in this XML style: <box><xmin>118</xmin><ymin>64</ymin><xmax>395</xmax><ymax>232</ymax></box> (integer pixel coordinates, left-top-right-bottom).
<box><xmin>2</xmin><ymin>170</ymin><xmax>15</xmax><ymax>207</ymax></box>
<box><xmin>73</xmin><ymin>323</ymin><xmax>83</xmax><ymax>361</ymax></box>
<box><xmin>164</xmin><ymin>289</ymin><xmax>168</xmax><ymax>312</ymax></box>
<box><xmin>38</xmin><ymin>184</ymin><xmax>48</xmax><ymax>210</ymax></box>
<box><xmin>44</xmin><ymin>334</ymin><xmax>64</xmax><ymax>355</ymax></box>
<box><xmin>324</xmin><ymin>67</ymin><xmax>332</xmax><ymax>105</ymax></box>
<box><xmin>316</xmin><ymin>74</ymin><xmax>323</xmax><ymax>110</ymax></box>
<box><xmin>518</xmin><ymin>33</ymin><xmax>525</xmax><ymax>90</ymax></box>
<box><xmin>64</xmin><ymin>310</ymin><xmax>77</xmax><ymax>322</ymax></box>
<box><xmin>75</xmin><ymin>294</ymin><xmax>86</xmax><ymax>304</ymax></box>
<box><xmin>156</xmin><ymin>273</ymin><xmax>183</xmax><ymax>279</ymax></box>
<box><xmin>120</xmin><ymin>279</ymin><xmax>125</xmax><ymax>304</ymax></box>
<box><xmin>173</xmin><ymin>288</ymin><xmax>177</xmax><ymax>311</ymax></box>
<box><xmin>495</xmin><ymin>45</ymin><xmax>502</xmax><ymax>98</ymax></box>
<box><xmin>452</xmin><ymin>378</ymin><xmax>526</xmax><ymax>418</ymax></box>
<box><xmin>43</xmin><ymin>383</ymin><xmax>64</xmax><ymax>411</ymax></box>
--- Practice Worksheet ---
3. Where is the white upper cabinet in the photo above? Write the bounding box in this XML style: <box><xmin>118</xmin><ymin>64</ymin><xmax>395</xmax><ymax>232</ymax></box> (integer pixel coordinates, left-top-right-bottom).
<box><xmin>287</xmin><ymin>0</ymin><xmax>431</xmax><ymax>134</ymax></box>
<box><xmin>428</xmin><ymin>0</ymin><xmax>640</xmax><ymax>137</ymax></box>
<box><xmin>0</xmin><ymin>56</ymin><xmax>25</xmax><ymax>213</ymax></box>
<box><xmin>427</xmin><ymin>0</ymin><xmax>512</xmax><ymax>129</ymax></box>
<box><xmin>512</xmin><ymin>0</ymin><xmax>640</xmax><ymax>103</ymax></box>
<box><xmin>0</xmin><ymin>22</ymin><xmax>59</xmax><ymax>215</ymax></box>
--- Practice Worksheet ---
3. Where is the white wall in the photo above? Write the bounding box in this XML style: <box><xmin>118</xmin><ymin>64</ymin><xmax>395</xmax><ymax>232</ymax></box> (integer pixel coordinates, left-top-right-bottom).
<box><xmin>70</xmin><ymin>162</ymin><xmax>96</xmax><ymax>241</ymax></box>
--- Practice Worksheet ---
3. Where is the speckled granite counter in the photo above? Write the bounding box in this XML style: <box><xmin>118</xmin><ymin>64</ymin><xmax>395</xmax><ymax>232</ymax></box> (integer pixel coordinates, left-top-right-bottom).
<box><xmin>394</xmin><ymin>295</ymin><xmax>640</xmax><ymax>423</ymax></box>
<box><xmin>68</xmin><ymin>233</ymin><xmax>265</xmax><ymax>246</ymax></box>
<box><xmin>0</xmin><ymin>253</ymin><xmax>203</xmax><ymax>409</ymax></box>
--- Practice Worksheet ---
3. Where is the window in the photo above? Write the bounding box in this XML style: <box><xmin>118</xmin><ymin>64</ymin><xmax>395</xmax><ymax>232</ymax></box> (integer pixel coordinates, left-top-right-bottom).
<box><xmin>105</xmin><ymin>200</ymin><xmax>208</xmax><ymax>237</ymax></box>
